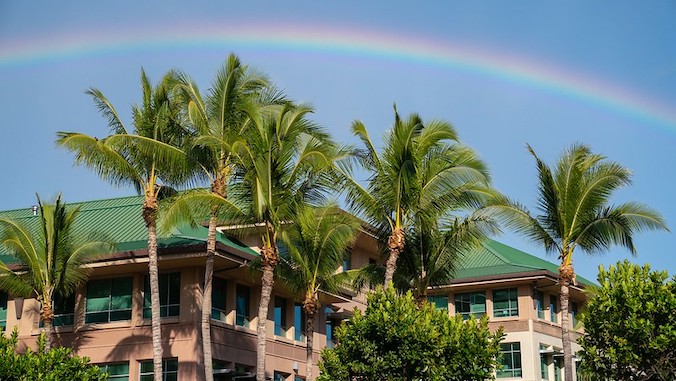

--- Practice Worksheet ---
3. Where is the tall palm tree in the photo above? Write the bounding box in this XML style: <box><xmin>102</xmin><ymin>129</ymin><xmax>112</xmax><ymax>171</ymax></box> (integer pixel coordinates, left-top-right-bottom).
<box><xmin>56</xmin><ymin>69</ymin><xmax>191</xmax><ymax>381</ymax></box>
<box><xmin>0</xmin><ymin>194</ymin><xmax>112</xmax><ymax>351</ymax></box>
<box><xmin>343</xmin><ymin>106</ymin><xmax>492</xmax><ymax>286</ymax></box>
<box><xmin>277</xmin><ymin>204</ymin><xmax>359</xmax><ymax>381</ymax></box>
<box><xmin>231</xmin><ymin>102</ymin><xmax>343</xmax><ymax>381</ymax></box>
<box><xmin>397</xmin><ymin>215</ymin><xmax>497</xmax><ymax>304</ymax></box>
<box><xmin>162</xmin><ymin>54</ymin><xmax>269</xmax><ymax>381</ymax></box>
<box><xmin>478</xmin><ymin>143</ymin><xmax>669</xmax><ymax>381</ymax></box>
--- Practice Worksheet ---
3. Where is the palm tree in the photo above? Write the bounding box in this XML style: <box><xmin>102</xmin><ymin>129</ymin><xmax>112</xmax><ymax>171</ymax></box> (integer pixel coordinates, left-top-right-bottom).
<box><xmin>397</xmin><ymin>216</ymin><xmax>497</xmax><ymax>304</ymax></box>
<box><xmin>0</xmin><ymin>194</ymin><xmax>112</xmax><ymax>351</ymax></box>
<box><xmin>231</xmin><ymin>102</ymin><xmax>344</xmax><ymax>381</ymax></box>
<box><xmin>478</xmin><ymin>143</ymin><xmax>669</xmax><ymax>381</ymax></box>
<box><xmin>343</xmin><ymin>106</ymin><xmax>492</xmax><ymax>286</ymax></box>
<box><xmin>162</xmin><ymin>54</ymin><xmax>269</xmax><ymax>381</ymax></box>
<box><xmin>56</xmin><ymin>69</ymin><xmax>191</xmax><ymax>381</ymax></box>
<box><xmin>277</xmin><ymin>204</ymin><xmax>359</xmax><ymax>381</ymax></box>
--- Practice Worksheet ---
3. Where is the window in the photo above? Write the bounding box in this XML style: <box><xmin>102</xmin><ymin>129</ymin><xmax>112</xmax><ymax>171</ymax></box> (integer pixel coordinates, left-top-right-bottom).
<box><xmin>213</xmin><ymin>360</ymin><xmax>230</xmax><ymax>380</ymax></box>
<box><xmin>0</xmin><ymin>292</ymin><xmax>7</xmax><ymax>331</ymax></box>
<box><xmin>236</xmin><ymin>285</ymin><xmax>251</xmax><ymax>327</ymax></box>
<box><xmin>534</xmin><ymin>291</ymin><xmax>545</xmax><ymax>320</ymax></box>
<box><xmin>540</xmin><ymin>354</ymin><xmax>549</xmax><ymax>380</ymax></box>
<box><xmin>211</xmin><ymin>277</ymin><xmax>227</xmax><ymax>321</ymax></box>
<box><xmin>493</xmin><ymin>288</ymin><xmax>519</xmax><ymax>317</ymax></box>
<box><xmin>40</xmin><ymin>293</ymin><xmax>75</xmax><ymax>327</ymax></box>
<box><xmin>139</xmin><ymin>359</ymin><xmax>178</xmax><ymax>381</ymax></box>
<box><xmin>274</xmin><ymin>297</ymin><xmax>287</xmax><ymax>336</ymax></box>
<box><xmin>554</xmin><ymin>357</ymin><xmax>563</xmax><ymax>381</ymax></box>
<box><xmin>454</xmin><ymin>291</ymin><xmax>486</xmax><ymax>319</ymax></box>
<box><xmin>325</xmin><ymin>306</ymin><xmax>337</xmax><ymax>348</ymax></box>
<box><xmin>53</xmin><ymin>293</ymin><xmax>76</xmax><ymax>326</ymax></box>
<box><xmin>273</xmin><ymin>371</ymin><xmax>288</xmax><ymax>381</ymax></box>
<box><xmin>571</xmin><ymin>302</ymin><xmax>579</xmax><ymax>328</ymax></box>
<box><xmin>498</xmin><ymin>342</ymin><xmax>522</xmax><ymax>378</ymax></box>
<box><xmin>85</xmin><ymin>277</ymin><xmax>132</xmax><ymax>323</ymax></box>
<box><xmin>342</xmin><ymin>255</ymin><xmax>351</xmax><ymax>272</ymax></box>
<box><xmin>98</xmin><ymin>362</ymin><xmax>129</xmax><ymax>381</ymax></box>
<box><xmin>550</xmin><ymin>296</ymin><xmax>558</xmax><ymax>323</ymax></box>
<box><xmin>294</xmin><ymin>303</ymin><xmax>306</xmax><ymax>341</ymax></box>
<box><xmin>427</xmin><ymin>295</ymin><xmax>448</xmax><ymax>311</ymax></box>
<box><xmin>144</xmin><ymin>272</ymin><xmax>180</xmax><ymax>319</ymax></box>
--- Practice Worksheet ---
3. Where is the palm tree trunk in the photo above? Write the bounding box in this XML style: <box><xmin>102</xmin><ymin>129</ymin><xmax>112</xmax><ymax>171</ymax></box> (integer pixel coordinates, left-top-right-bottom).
<box><xmin>384</xmin><ymin>227</ymin><xmax>405</xmax><ymax>286</ymax></box>
<box><xmin>144</xmin><ymin>199</ymin><xmax>163</xmax><ymax>381</ymax></box>
<box><xmin>305</xmin><ymin>311</ymin><xmax>315</xmax><ymax>381</ymax></box>
<box><xmin>202</xmin><ymin>212</ymin><xmax>218</xmax><ymax>381</ymax></box>
<box><xmin>40</xmin><ymin>298</ymin><xmax>55</xmax><ymax>352</ymax></box>
<box><xmin>560</xmin><ymin>263</ymin><xmax>574</xmax><ymax>381</ymax></box>
<box><xmin>256</xmin><ymin>261</ymin><xmax>275</xmax><ymax>381</ymax></box>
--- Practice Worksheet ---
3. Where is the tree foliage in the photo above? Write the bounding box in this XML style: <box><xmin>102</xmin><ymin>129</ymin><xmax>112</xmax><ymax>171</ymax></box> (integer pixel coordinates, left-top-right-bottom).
<box><xmin>579</xmin><ymin>260</ymin><xmax>676</xmax><ymax>381</ymax></box>
<box><xmin>0</xmin><ymin>329</ymin><xmax>107</xmax><ymax>381</ymax></box>
<box><xmin>317</xmin><ymin>286</ymin><xmax>504</xmax><ymax>381</ymax></box>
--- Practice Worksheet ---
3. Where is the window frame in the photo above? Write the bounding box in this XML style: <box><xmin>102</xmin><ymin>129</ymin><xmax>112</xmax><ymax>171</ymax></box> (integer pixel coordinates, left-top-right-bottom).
<box><xmin>274</xmin><ymin>296</ymin><xmax>288</xmax><ymax>337</ymax></box>
<box><xmin>454</xmin><ymin>291</ymin><xmax>486</xmax><ymax>319</ymax></box>
<box><xmin>235</xmin><ymin>284</ymin><xmax>251</xmax><ymax>327</ymax></box>
<box><xmin>139</xmin><ymin>358</ymin><xmax>178</xmax><ymax>381</ymax></box>
<box><xmin>550</xmin><ymin>295</ymin><xmax>558</xmax><ymax>323</ymax></box>
<box><xmin>534</xmin><ymin>290</ymin><xmax>545</xmax><ymax>320</ymax></box>
<box><xmin>0</xmin><ymin>291</ymin><xmax>8</xmax><ymax>331</ymax></box>
<box><xmin>493</xmin><ymin>288</ymin><xmax>519</xmax><ymax>318</ymax></box>
<box><xmin>85</xmin><ymin>277</ymin><xmax>133</xmax><ymax>324</ymax></box>
<box><xmin>211</xmin><ymin>276</ymin><xmax>227</xmax><ymax>321</ymax></box>
<box><xmin>294</xmin><ymin>303</ymin><xmax>306</xmax><ymax>342</ymax></box>
<box><xmin>143</xmin><ymin>272</ymin><xmax>181</xmax><ymax>319</ymax></box>
<box><xmin>98</xmin><ymin>362</ymin><xmax>130</xmax><ymax>381</ymax></box>
<box><xmin>497</xmin><ymin>342</ymin><xmax>522</xmax><ymax>378</ymax></box>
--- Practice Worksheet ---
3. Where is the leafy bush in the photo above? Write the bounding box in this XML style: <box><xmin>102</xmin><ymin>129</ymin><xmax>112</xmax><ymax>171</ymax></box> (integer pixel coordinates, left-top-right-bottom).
<box><xmin>0</xmin><ymin>329</ymin><xmax>107</xmax><ymax>381</ymax></box>
<box><xmin>318</xmin><ymin>286</ymin><xmax>504</xmax><ymax>381</ymax></box>
<box><xmin>579</xmin><ymin>261</ymin><xmax>676</xmax><ymax>381</ymax></box>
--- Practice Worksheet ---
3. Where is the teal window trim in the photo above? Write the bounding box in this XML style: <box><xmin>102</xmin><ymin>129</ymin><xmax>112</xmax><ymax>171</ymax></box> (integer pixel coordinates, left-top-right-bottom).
<box><xmin>236</xmin><ymin>284</ymin><xmax>251</xmax><ymax>327</ymax></box>
<box><xmin>550</xmin><ymin>295</ymin><xmax>558</xmax><ymax>323</ymax></box>
<box><xmin>143</xmin><ymin>272</ymin><xmax>181</xmax><ymax>319</ymax></box>
<box><xmin>85</xmin><ymin>277</ymin><xmax>133</xmax><ymax>324</ymax></box>
<box><xmin>211</xmin><ymin>277</ymin><xmax>227</xmax><ymax>321</ymax></box>
<box><xmin>454</xmin><ymin>291</ymin><xmax>486</xmax><ymax>319</ymax></box>
<box><xmin>497</xmin><ymin>342</ymin><xmax>522</xmax><ymax>378</ymax></box>
<box><xmin>325</xmin><ymin>306</ymin><xmax>336</xmax><ymax>348</ymax></box>
<box><xmin>540</xmin><ymin>354</ymin><xmax>549</xmax><ymax>380</ymax></box>
<box><xmin>493</xmin><ymin>288</ymin><xmax>519</xmax><ymax>318</ymax></box>
<box><xmin>535</xmin><ymin>291</ymin><xmax>545</xmax><ymax>320</ymax></box>
<box><xmin>274</xmin><ymin>297</ymin><xmax>287</xmax><ymax>336</ymax></box>
<box><xmin>0</xmin><ymin>291</ymin><xmax>8</xmax><ymax>331</ymax></box>
<box><xmin>98</xmin><ymin>362</ymin><xmax>129</xmax><ymax>381</ymax></box>
<box><xmin>427</xmin><ymin>295</ymin><xmax>449</xmax><ymax>311</ymax></box>
<box><xmin>139</xmin><ymin>358</ymin><xmax>178</xmax><ymax>381</ymax></box>
<box><xmin>40</xmin><ymin>293</ymin><xmax>76</xmax><ymax>327</ymax></box>
<box><xmin>294</xmin><ymin>303</ymin><xmax>306</xmax><ymax>341</ymax></box>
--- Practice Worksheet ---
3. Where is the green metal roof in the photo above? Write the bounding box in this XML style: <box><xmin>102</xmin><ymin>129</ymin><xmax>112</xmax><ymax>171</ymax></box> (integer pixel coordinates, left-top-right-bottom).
<box><xmin>0</xmin><ymin>195</ymin><xmax>256</xmax><ymax>264</ymax></box>
<box><xmin>454</xmin><ymin>239</ymin><xmax>594</xmax><ymax>286</ymax></box>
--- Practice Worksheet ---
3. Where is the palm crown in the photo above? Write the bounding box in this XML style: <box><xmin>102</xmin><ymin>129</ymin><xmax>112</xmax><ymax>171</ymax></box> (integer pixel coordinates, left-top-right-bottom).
<box><xmin>343</xmin><ymin>106</ymin><xmax>493</xmax><ymax>285</ymax></box>
<box><xmin>0</xmin><ymin>194</ymin><xmax>112</xmax><ymax>349</ymax></box>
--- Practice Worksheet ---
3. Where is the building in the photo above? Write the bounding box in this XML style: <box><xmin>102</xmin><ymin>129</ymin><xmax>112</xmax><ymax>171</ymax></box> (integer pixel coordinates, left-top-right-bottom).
<box><xmin>429</xmin><ymin>240</ymin><xmax>591</xmax><ymax>381</ymax></box>
<box><xmin>0</xmin><ymin>195</ymin><xmax>588</xmax><ymax>381</ymax></box>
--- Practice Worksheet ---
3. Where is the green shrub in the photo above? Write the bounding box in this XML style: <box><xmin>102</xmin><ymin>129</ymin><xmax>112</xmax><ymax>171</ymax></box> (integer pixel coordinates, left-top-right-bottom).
<box><xmin>0</xmin><ymin>329</ymin><xmax>108</xmax><ymax>381</ymax></box>
<box><xmin>318</xmin><ymin>286</ymin><xmax>504</xmax><ymax>381</ymax></box>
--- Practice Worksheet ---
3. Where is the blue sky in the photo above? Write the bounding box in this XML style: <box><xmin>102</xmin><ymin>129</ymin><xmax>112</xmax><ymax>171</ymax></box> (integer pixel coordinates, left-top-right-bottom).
<box><xmin>1</xmin><ymin>1</ymin><xmax>674</xmax><ymax>281</ymax></box>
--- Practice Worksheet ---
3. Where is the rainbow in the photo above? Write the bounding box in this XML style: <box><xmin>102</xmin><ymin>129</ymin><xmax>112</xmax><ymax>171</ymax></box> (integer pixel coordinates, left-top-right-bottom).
<box><xmin>2</xmin><ymin>22</ymin><xmax>675</xmax><ymax>129</ymax></box>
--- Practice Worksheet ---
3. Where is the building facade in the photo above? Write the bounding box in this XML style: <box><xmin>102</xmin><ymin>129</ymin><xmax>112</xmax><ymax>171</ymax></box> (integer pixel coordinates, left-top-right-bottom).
<box><xmin>0</xmin><ymin>196</ymin><xmax>588</xmax><ymax>381</ymax></box>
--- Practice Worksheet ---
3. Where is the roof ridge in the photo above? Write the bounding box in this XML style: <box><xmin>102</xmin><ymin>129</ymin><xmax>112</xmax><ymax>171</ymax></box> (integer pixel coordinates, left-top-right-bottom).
<box><xmin>481</xmin><ymin>239</ymin><xmax>511</xmax><ymax>264</ymax></box>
